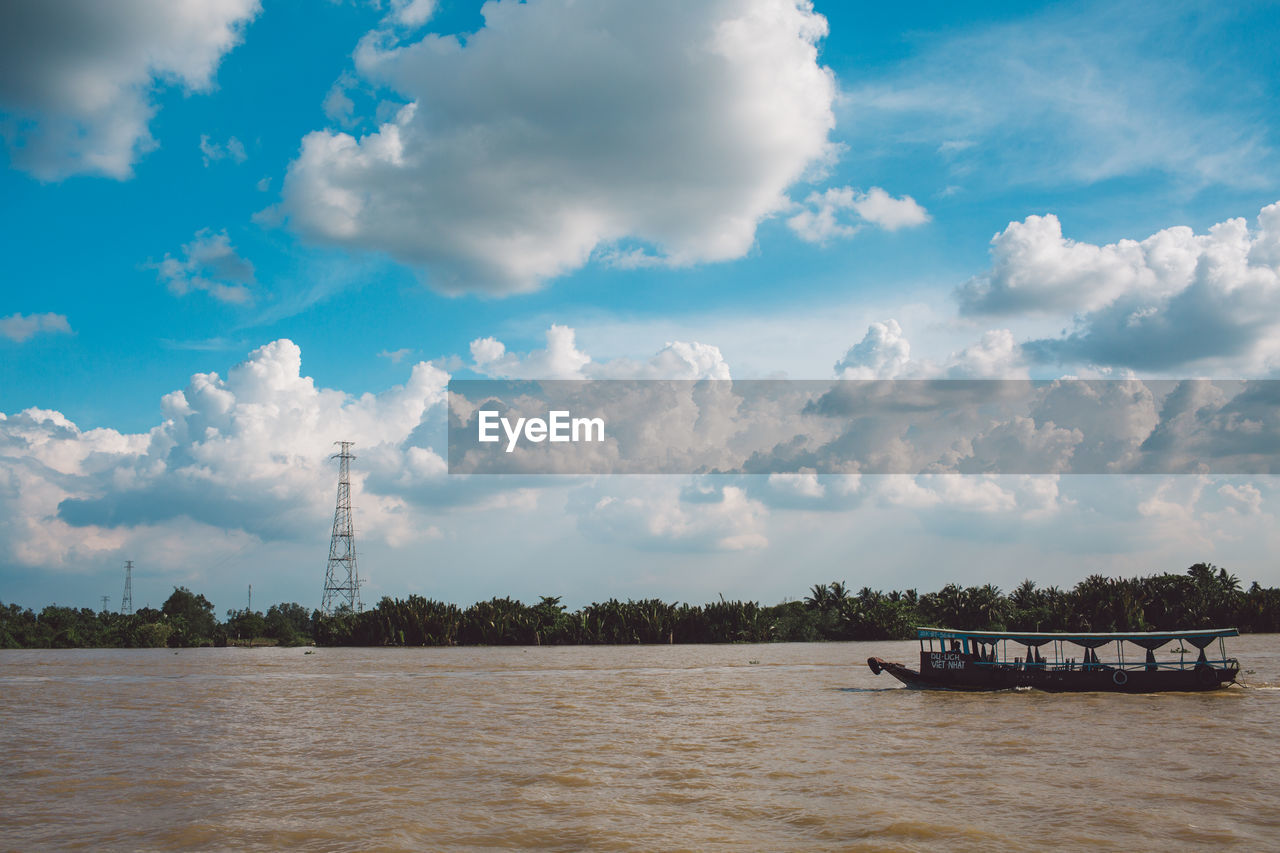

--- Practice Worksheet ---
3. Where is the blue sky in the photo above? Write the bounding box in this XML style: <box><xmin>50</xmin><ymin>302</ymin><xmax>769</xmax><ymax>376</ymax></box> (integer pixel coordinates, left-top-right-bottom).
<box><xmin>2</xmin><ymin>0</ymin><xmax>1280</xmax><ymax>613</ymax></box>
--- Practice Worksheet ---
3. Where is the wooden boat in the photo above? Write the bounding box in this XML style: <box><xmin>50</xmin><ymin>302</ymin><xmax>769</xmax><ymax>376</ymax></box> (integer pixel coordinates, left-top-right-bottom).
<box><xmin>868</xmin><ymin>627</ymin><xmax>1240</xmax><ymax>692</ymax></box>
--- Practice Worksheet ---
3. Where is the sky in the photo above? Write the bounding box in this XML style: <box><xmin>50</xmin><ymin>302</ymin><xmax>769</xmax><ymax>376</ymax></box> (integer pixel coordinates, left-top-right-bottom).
<box><xmin>2</xmin><ymin>0</ymin><xmax>1280</xmax><ymax>615</ymax></box>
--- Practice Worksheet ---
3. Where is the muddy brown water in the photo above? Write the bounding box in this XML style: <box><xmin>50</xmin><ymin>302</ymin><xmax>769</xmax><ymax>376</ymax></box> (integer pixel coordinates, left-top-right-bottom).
<box><xmin>2</xmin><ymin>637</ymin><xmax>1278</xmax><ymax>851</ymax></box>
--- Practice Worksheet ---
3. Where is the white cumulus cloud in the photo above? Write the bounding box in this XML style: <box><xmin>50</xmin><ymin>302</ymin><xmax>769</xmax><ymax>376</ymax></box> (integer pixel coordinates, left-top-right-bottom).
<box><xmin>960</xmin><ymin>201</ymin><xmax>1280</xmax><ymax>372</ymax></box>
<box><xmin>833</xmin><ymin>320</ymin><xmax>912</xmax><ymax>379</ymax></box>
<box><xmin>788</xmin><ymin>186</ymin><xmax>929</xmax><ymax>244</ymax></box>
<box><xmin>834</xmin><ymin>319</ymin><xmax>1028</xmax><ymax>380</ymax></box>
<box><xmin>277</xmin><ymin>0</ymin><xmax>838</xmax><ymax>293</ymax></box>
<box><xmin>0</xmin><ymin>339</ymin><xmax>451</xmax><ymax>572</ymax></box>
<box><xmin>0</xmin><ymin>0</ymin><xmax>259</xmax><ymax>180</ymax></box>
<box><xmin>470</xmin><ymin>325</ymin><xmax>731</xmax><ymax>380</ymax></box>
<box><xmin>470</xmin><ymin>325</ymin><xmax>592</xmax><ymax>379</ymax></box>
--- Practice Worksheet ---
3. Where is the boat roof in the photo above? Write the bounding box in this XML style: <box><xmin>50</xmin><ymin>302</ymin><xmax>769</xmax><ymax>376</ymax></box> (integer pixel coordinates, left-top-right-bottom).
<box><xmin>917</xmin><ymin>626</ymin><xmax>1239</xmax><ymax>643</ymax></box>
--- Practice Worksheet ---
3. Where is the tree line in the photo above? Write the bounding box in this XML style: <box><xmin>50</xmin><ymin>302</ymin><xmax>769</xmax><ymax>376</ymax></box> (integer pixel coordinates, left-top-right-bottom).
<box><xmin>2</xmin><ymin>563</ymin><xmax>1279</xmax><ymax>649</ymax></box>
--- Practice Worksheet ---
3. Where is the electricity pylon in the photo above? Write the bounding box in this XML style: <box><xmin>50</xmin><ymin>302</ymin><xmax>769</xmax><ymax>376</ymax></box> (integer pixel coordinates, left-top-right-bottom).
<box><xmin>121</xmin><ymin>560</ymin><xmax>134</xmax><ymax>615</ymax></box>
<box><xmin>321</xmin><ymin>441</ymin><xmax>362</xmax><ymax>615</ymax></box>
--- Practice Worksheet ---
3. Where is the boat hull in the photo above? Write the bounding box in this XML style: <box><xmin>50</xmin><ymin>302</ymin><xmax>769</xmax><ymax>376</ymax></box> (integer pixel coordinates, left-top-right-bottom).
<box><xmin>867</xmin><ymin>656</ymin><xmax>1237</xmax><ymax>693</ymax></box>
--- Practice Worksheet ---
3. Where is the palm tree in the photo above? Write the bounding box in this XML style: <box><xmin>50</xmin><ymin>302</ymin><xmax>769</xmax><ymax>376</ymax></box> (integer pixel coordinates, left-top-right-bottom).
<box><xmin>805</xmin><ymin>583</ymin><xmax>832</xmax><ymax>611</ymax></box>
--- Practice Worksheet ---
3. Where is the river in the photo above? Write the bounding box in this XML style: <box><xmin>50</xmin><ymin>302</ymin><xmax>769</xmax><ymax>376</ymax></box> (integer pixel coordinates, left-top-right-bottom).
<box><xmin>2</xmin><ymin>637</ymin><xmax>1278</xmax><ymax>851</ymax></box>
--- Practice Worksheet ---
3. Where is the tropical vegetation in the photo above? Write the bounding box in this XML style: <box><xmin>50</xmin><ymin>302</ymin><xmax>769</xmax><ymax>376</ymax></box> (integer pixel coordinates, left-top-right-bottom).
<box><xmin>2</xmin><ymin>564</ymin><xmax>1278</xmax><ymax>649</ymax></box>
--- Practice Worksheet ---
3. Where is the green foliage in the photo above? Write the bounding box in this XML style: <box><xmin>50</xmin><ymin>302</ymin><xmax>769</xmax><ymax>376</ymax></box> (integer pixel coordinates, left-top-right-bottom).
<box><xmin>404</xmin><ymin>565</ymin><xmax>1269</xmax><ymax>646</ymax></box>
<box><xmin>264</xmin><ymin>602</ymin><xmax>312</xmax><ymax>645</ymax></box>
<box><xmin>0</xmin><ymin>602</ymin><xmax>174</xmax><ymax>649</ymax></box>
<box><xmin>2</xmin><ymin>562</ymin><xmax>1278</xmax><ymax>649</ymax></box>
<box><xmin>162</xmin><ymin>586</ymin><xmax>217</xmax><ymax>647</ymax></box>
<box><xmin>461</xmin><ymin>596</ymin><xmax>535</xmax><ymax>644</ymax></box>
<box><xmin>225</xmin><ymin>607</ymin><xmax>268</xmax><ymax>642</ymax></box>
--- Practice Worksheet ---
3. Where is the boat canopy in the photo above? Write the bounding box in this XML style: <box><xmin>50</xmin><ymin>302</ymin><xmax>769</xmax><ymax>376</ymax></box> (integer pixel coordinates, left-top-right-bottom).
<box><xmin>917</xmin><ymin>626</ymin><xmax>1238</xmax><ymax>649</ymax></box>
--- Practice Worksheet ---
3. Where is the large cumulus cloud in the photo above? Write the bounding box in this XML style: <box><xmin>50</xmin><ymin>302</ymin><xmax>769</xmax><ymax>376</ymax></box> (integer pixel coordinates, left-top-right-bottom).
<box><xmin>276</xmin><ymin>0</ymin><xmax>838</xmax><ymax>293</ymax></box>
<box><xmin>0</xmin><ymin>340</ymin><xmax>449</xmax><ymax>571</ymax></box>
<box><xmin>0</xmin><ymin>330</ymin><xmax>743</xmax><ymax>572</ymax></box>
<box><xmin>0</xmin><ymin>0</ymin><xmax>259</xmax><ymax>180</ymax></box>
<box><xmin>4</xmin><ymin>334</ymin><xmax>1279</xmax><ymax>593</ymax></box>
<box><xmin>958</xmin><ymin>202</ymin><xmax>1280</xmax><ymax>373</ymax></box>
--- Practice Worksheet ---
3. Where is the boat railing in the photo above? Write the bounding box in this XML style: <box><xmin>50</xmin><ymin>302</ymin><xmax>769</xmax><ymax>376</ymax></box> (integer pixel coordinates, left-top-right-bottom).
<box><xmin>971</xmin><ymin>657</ymin><xmax>1238</xmax><ymax>672</ymax></box>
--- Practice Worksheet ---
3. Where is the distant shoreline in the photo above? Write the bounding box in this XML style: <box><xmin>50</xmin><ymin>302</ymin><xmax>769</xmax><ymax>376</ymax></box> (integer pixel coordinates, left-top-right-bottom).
<box><xmin>4</xmin><ymin>563</ymin><xmax>1277</xmax><ymax>650</ymax></box>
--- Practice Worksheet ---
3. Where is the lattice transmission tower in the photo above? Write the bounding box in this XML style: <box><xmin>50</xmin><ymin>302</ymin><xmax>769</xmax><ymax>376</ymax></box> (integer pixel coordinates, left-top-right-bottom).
<box><xmin>120</xmin><ymin>560</ymin><xmax>134</xmax><ymax>615</ymax></box>
<box><xmin>321</xmin><ymin>441</ymin><xmax>362</xmax><ymax>615</ymax></box>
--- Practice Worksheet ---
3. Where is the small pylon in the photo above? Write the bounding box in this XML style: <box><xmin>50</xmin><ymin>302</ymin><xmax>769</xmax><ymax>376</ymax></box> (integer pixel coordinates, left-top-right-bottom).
<box><xmin>321</xmin><ymin>441</ymin><xmax>362</xmax><ymax>615</ymax></box>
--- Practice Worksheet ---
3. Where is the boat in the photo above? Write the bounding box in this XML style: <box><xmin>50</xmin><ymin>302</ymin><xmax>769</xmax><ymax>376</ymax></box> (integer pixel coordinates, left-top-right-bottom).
<box><xmin>867</xmin><ymin>627</ymin><xmax>1240</xmax><ymax>692</ymax></box>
